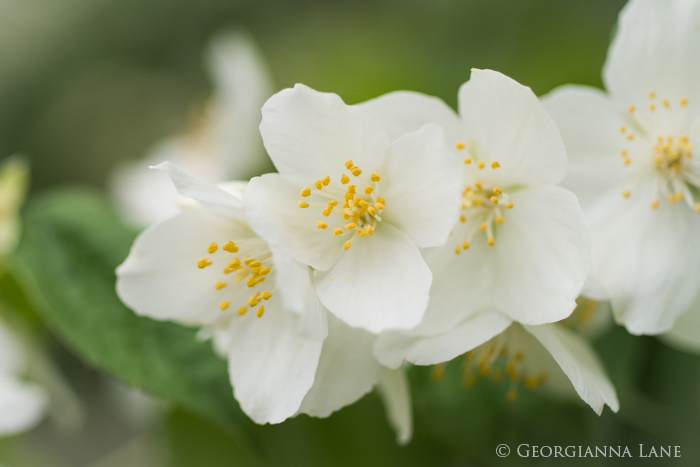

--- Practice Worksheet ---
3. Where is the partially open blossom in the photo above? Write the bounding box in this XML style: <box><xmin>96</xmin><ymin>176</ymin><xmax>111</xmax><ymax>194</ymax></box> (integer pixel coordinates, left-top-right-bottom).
<box><xmin>110</xmin><ymin>30</ymin><xmax>274</xmax><ymax>227</ymax></box>
<box><xmin>543</xmin><ymin>0</ymin><xmax>700</xmax><ymax>335</ymax></box>
<box><xmin>116</xmin><ymin>163</ymin><xmax>412</xmax><ymax>439</ymax></box>
<box><xmin>243</xmin><ymin>84</ymin><xmax>462</xmax><ymax>334</ymax></box>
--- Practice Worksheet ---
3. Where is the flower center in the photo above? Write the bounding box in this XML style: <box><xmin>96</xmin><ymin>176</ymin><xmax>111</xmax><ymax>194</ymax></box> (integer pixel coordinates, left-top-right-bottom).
<box><xmin>452</xmin><ymin>181</ymin><xmax>513</xmax><ymax>254</ymax></box>
<box><xmin>619</xmin><ymin>93</ymin><xmax>700</xmax><ymax>211</ymax></box>
<box><xmin>297</xmin><ymin>159</ymin><xmax>385</xmax><ymax>251</ymax></box>
<box><xmin>196</xmin><ymin>238</ymin><xmax>274</xmax><ymax>319</ymax></box>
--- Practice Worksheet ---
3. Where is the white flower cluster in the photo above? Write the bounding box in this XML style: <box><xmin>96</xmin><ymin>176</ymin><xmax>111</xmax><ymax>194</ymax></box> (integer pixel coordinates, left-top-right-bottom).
<box><xmin>114</xmin><ymin>0</ymin><xmax>700</xmax><ymax>443</ymax></box>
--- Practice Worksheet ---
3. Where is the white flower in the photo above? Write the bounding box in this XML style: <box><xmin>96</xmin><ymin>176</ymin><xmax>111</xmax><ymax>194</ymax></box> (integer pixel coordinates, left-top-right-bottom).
<box><xmin>356</xmin><ymin>69</ymin><xmax>615</xmax><ymax>413</ymax></box>
<box><xmin>116</xmin><ymin>163</ymin><xmax>412</xmax><ymax>439</ymax></box>
<box><xmin>542</xmin><ymin>0</ymin><xmax>700</xmax><ymax>335</ymax></box>
<box><xmin>0</xmin><ymin>317</ymin><xmax>47</xmax><ymax>436</ymax></box>
<box><xmin>109</xmin><ymin>30</ymin><xmax>274</xmax><ymax>227</ymax></box>
<box><xmin>243</xmin><ymin>84</ymin><xmax>462</xmax><ymax>334</ymax></box>
<box><xmin>0</xmin><ymin>157</ymin><xmax>28</xmax><ymax>255</ymax></box>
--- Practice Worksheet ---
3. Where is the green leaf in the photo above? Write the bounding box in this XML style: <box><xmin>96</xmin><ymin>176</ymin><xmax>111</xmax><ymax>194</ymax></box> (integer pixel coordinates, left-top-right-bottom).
<box><xmin>13</xmin><ymin>188</ymin><xmax>260</xmax><ymax>458</ymax></box>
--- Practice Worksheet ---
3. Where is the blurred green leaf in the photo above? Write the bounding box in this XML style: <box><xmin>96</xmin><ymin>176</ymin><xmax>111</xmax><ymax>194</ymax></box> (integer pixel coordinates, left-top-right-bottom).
<box><xmin>13</xmin><ymin>188</ymin><xmax>261</xmax><ymax>462</ymax></box>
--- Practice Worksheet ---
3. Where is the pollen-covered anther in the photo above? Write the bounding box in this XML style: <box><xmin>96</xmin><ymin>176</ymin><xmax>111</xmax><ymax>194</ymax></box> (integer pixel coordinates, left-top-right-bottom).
<box><xmin>487</xmin><ymin>237</ymin><xmax>495</xmax><ymax>246</ymax></box>
<box><xmin>491</xmin><ymin>160</ymin><xmax>500</xmax><ymax>169</ymax></box>
<box><xmin>207</xmin><ymin>242</ymin><xmax>218</xmax><ymax>254</ymax></box>
<box><xmin>477</xmin><ymin>161</ymin><xmax>485</xmax><ymax>169</ymax></box>
<box><xmin>490</xmin><ymin>196</ymin><xmax>499</xmax><ymax>204</ymax></box>
<box><xmin>333</xmin><ymin>228</ymin><xmax>343</xmax><ymax>235</ymax></box>
<box><xmin>351</xmin><ymin>167</ymin><xmax>362</xmax><ymax>176</ymax></box>
<box><xmin>345</xmin><ymin>159</ymin><xmax>354</xmax><ymax>169</ymax></box>
<box><xmin>464</xmin><ymin>157</ymin><xmax>472</xmax><ymax>164</ymax></box>
<box><xmin>223</xmin><ymin>241</ymin><xmax>239</xmax><ymax>253</ymax></box>
<box><xmin>298</xmin><ymin>200</ymin><xmax>309</xmax><ymax>208</ymax></box>
<box><xmin>493</xmin><ymin>186</ymin><xmax>502</xmax><ymax>195</ymax></box>
<box><xmin>505</xmin><ymin>203</ymin><xmax>514</xmax><ymax>209</ymax></box>
<box><xmin>219</xmin><ymin>301</ymin><xmax>230</xmax><ymax>310</ymax></box>
<box><xmin>681</xmin><ymin>98</ymin><xmax>689</xmax><ymax>107</ymax></box>
<box><xmin>619</xmin><ymin>126</ymin><xmax>626</xmax><ymax>133</ymax></box>
<box><xmin>628</xmin><ymin>105</ymin><xmax>636</xmax><ymax>113</ymax></box>
<box><xmin>341</xmin><ymin>174</ymin><xmax>350</xmax><ymax>184</ymax></box>
<box><xmin>622</xmin><ymin>190</ymin><xmax>631</xmax><ymax>199</ymax></box>
<box><xmin>256</xmin><ymin>306</ymin><xmax>265</xmax><ymax>318</ymax></box>
<box><xmin>237</xmin><ymin>306</ymin><xmax>247</xmax><ymax>316</ymax></box>
<box><xmin>454</xmin><ymin>245</ymin><xmax>461</xmax><ymax>255</ymax></box>
<box><xmin>695</xmin><ymin>202</ymin><xmax>700</xmax><ymax>212</ymax></box>
<box><xmin>479</xmin><ymin>222</ymin><xmax>487</xmax><ymax>231</ymax></box>
<box><xmin>215</xmin><ymin>281</ymin><xmax>227</xmax><ymax>290</ymax></box>
<box><xmin>300</xmin><ymin>187</ymin><xmax>311</xmax><ymax>197</ymax></box>
<box><xmin>462</xmin><ymin>240</ymin><xmax>469</xmax><ymax>250</ymax></box>
<box><xmin>261</xmin><ymin>291</ymin><xmax>273</xmax><ymax>300</ymax></box>
<box><xmin>364</xmin><ymin>186</ymin><xmax>373</xmax><ymax>194</ymax></box>
<box><xmin>366</xmin><ymin>225</ymin><xmax>374</xmax><ymax>235</ymax></box>
<box><xmin>314</xmin><ymin>180</ymin><xmax>323</xmax><ymax>190</ymax></box>
<box><xmin>651</xmin><ymin>199</ymin><xmax>660</xmax><ymax>210</ymax></box>
<box><xmin>197</xmin><ymin>257</ymin><xmax>212</xmax><ymax>269</ymax></box>
<box><xmin>345</xmin><ymin>223</ymin><xmax>357</xmax><ymax>230</ymax></box>
<box><xmin>343</xmin><ymin>240</ymin><xmax>352</xmax><ymax>250</ymax></box>
<box><xmin>495</xmin><ymin>216</ymin><xmax>504</xmax><ymax>224</ymax></box>
<box><xmin>456</xmin><ymin>141</ymin><xmax>465</xmax><ymax>150</ymax></box>
<box><xmin>317</xmin><ymin>221</ymin><xmax>327</xmax><ymax>229</ymax></box>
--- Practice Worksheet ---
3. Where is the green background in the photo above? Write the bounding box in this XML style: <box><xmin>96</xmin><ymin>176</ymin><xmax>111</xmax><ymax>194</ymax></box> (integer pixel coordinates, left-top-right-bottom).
<box><xmin>2</xmin><ymin>0</ymin><xmax>699</xmax><ymax>465</ymax></box>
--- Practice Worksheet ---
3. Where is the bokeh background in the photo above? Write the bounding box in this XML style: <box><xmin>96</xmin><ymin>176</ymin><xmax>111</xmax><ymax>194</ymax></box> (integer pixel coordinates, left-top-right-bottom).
<box><xmin>2</xmin><ymin>0</ymin><xmax>700</xmax><ymax>465</ymax></box>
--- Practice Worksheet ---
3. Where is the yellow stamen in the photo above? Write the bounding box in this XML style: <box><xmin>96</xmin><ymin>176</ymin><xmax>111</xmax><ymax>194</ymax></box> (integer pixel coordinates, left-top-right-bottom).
<box><xmin>495</xmin><ymin>216</ymin><xmax>504</xmax><ymax>224</ymax></box>
<box><xmin>375</xmin><ymin>202</ymin><xmax>385</xmax><ymax>210</ymax></box>
<box><xmin>300</xmin><ymin>187</ymin><xmax>311</xmax><ymax>197</ymax></box>
<box><xmin>622</xmin><ymin>190</ymin><xmax>630</xmax><ymax>198</ymax></box>
<box><xmin>487</xmin><ymin>237</ymin><xmax>495</xmax><ymax>246</ymax></box>
<box><xmin>322</xmin><ymin>176</ymin><xmax>330</xmax><ymax>186</ymax></box>
<box><xmin>249</xmin><ymin>260</ymin><xmax>262</xmax><ymax>268</ymax></box>
<box><xmin>681</xmin><ymin>98</ymin><xmax>689</xmax><ymax>107</ymax></box>
<box><xmin>322</xmin><ymin>207</ymin><xmax>332</xmax><ymax>217</ymax></box>
<box><xmin>207</xmin><ymin>242</ymin><xmax>218</xmax><ymax>254</ymax></box>
<box><xmin>459</xmin><ymin>214</ymin><xmax>466</xmax><ymax>223</ymax></box>
<box><xmin>314</xmin><ymin>180</ymin><xmax>323</xmax><ymax>190</ymax></box>
<box><xmin>367</xmin><ymin>206</ymin><xmax>378</xmax><ymax>216</ymax></box>
<box><xmin>626</xmin><ymin>134</ymin><xmax>634</xmax><ymax>141</ymax></box>
<box><xmin>215</xmin><ymin>281</ymin><xmax>227</xmax><ymax>290</ymax></box>
<box><xmin>345</xmin><ymin>223</ymin><xmax>357</xmax><ymax>230</ymax></box>
<box><xmin>364</xmin><ymin>186</ymin><xmax>373</xmax><ymax>194</ymax></box>
<box><xmin>197</xmin><ymin>258</ymin><xmax>212</xmax><ymax>269</ymax></box>
<box><xmin>333</xmin><ymin>228</ymin><xmax>343</xmax><ymax>236</ymax></box>
<box><xmin>256</xmin><ymin>306</ymin><xmax>265</xmax><ymax>318</ymax></box>
<box><xmin>345</xmin><ymin>159</ymin><xmax>354</xmax><ymax>169</ymax></box>
<box><xmin>490</xmin><ymin>196</ymin><xmax>499</xmax><ymax>204</ymax></box>
<box><xmin>317</xmin><ymin>221</ymin><xmax>328</xmax><ymax>229</ymax></box>
<box><xmin>357</xmin><ymin>229</ymin><xmax>366</xmax><ymax>237</ymax></box>
<box><xmin>649</xmin><ymin>91</ymin><xmax>656</xmax><ymax>99</ymax></box>
<box><xmin>477</xmin><ymin>160</ymin><xmax>485</xmax><ymax>169</ymax></box>
<box><xmin>619</xmin><ymin>126</ymin><xmax>626</xmax><ymax>133</ymax></box>
<box><xmin>223</xmin><ymin>241</ymin><xmax>239</xmax><ymax>253</ymax></box>
<box><xmin>343</xmin><ymin>240</ymin><xmax>352</xmax><ymax>250</ymax></box>
<box><xmin>248</xmin><ymin>294</ymin><xmax>260</xmax><ymax>307</ymax></box>
<box><xmin>366</xmin><ymin>225</ymin><xmax>374</xmax><ymax>235</ymax></box>
<box><xmin>219</xmin><ymin>301</ymin><xmax>230</xmax><ymax>310</ymax></box>
<box><xmin>695</xmin><ymin>202</ymin><xmax>700</xmax><ymax>212</ymax></box>
<box><xmin>455</xmin><ymin>141</ymin><xmax>465</xmax><ymax>150</ymax></box>
<box><xmin>649</xmin><ymin>104</ymin><xmax>656</xmax><ymax>112</ymax></box>
<box><xmin>454</xmin><ymin>245</ymin><xmax>461</xmax><ymax>255</ymax></box>
<box><xmin>464</xmin><ymin>157</ymin><xmax>472</xmax><ymax>164</ymax></box>
<box><xmin>259</xmin><ymin>267</ymin><xmax>271</xmax><ymax>275</ymax></box>
<box><xmin>505</xmin><ymin>203</ymin><xmax>514</xmax><ymax>209</ymax></box>
<box><xmin>341</xmin><ymin>174</ymin><xmax>350</xmax><ymax>184</ymax></box>
<box><xmin>298</xmin><ymin>200</ymin><xmax>309</xmax><ymax>208</ymax></box>
<box><xmin>493</xmin><ymin>186</ymin><xmax>502</xmax><ymax>195</ymax></box>
<box><xmin>663</xmin><ymin>98</ymin><xmax>670</xmax><ymax>108</ymax></box>
<box><xmin>351</xmin><ymin>167</ymin><xmax>362</xmax><ymax>176</ymax></box>
<box><xmin>651</xmin><ymin>199</ymin><xmax>659</xmax><ymax>210</ymax></box>
<box><xmin>628</xmin><ymin>105</ymin><xmax>635</xmax><ymax>113</ymax></box>
<box><xmin>490</xmin><ymin>160</ymin><xmax>500</xmax><ymax>169</ymax></box>
<box><xmin>261</xmin><ymin>291</ymin><xmax>273</xmax><ymax>300</ymax></box>
<box><xmin>479</xmin><ymin>222</ymin><xmax>486</xmax><ymax>231</ymax></box>
<box><xmin>462</xmin><ymin>240</ymin><xmax>469</xmax><ymax>250</ymax></box>
<box><xmin>370</xmin><ymin>173</ymin><xmax>381</xmax><ymax>182</ymax></box>
<box><xmin>238</xmin><ymin>306</ymin><xmax>247</xmax><ymax>316</ymax></box>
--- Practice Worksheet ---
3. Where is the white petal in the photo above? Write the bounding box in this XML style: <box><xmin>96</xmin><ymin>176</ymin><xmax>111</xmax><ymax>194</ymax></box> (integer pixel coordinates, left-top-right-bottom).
<box><xmin>604</xmin><ymin>0</ymin><xmax>700</xmax><ymax>109</ymax></box>
<box><xmin>220</xmin><ymin>305</ymin><xmax>323</xmax><ymax>424</ymax></box>
<box><xmin>260</xmin><ymin>84</ymin><xmax>390</xmax><ymax>181</ymax></box>
<box><xmin>374</xmin><ymin>311</ymin><xmax>512</xmax><ymax>369</ymax></box>
<box><xmin>377</xmin><ymin>368</ymin><xmax>412</xmax><ymax>446</ymax></box>
<box><xmin>661</xmin><ymin>306</ymin><xmax>700</xmax><ymax>354</ymax></box>
<box><xmin>314</xmin><ymin>224</ymin><xmax>431</xmax><ymax>333</ymax></box>
<box><xmin>380</xmin><ymin>124</ymin><xmax>462</xmax><ymax>247</ymax></box>
<box><xmin>585</xmin><ymin>186</ymin><xmax>700</xmax><ymax>334</ymax></box>
<box><xmin>297</xmin><ymin>314</ymin><xmax>382</xmax><ymax>418</ymax></box>
<box><xmin>541</xmin><ymin>85</ymin><xmax>629</xmax><ymax>212</ymax></box>
<box><xmin>458</xmin><ymin>69</ymin><xmax>568</xmax><ymax>186</ymax></box>
<box><xmin>524</xmin><ymin>324</ymin><xmax>619</xmax><ymax>415</ymax></box>
<box><xmin>206</xmin><ymin>30</ymin><xmax>275</xmax><ymax>179</ymax></box>
<box><xmin>357</xmin><ymin>90</ymin><xmax>464</xmax><ymax>143</ymax></box>
<box><xmin>116</xmin><ymin>209</ymin><xmax>256</xmax><ymax>326</ymax></box>
<box><xmin>0</xmin><ymin>374</ymin><xmax>47</xmax><ymax>436</ymax></box>
<box><xmin>243</xmin><ymin>173</ymin><xmax>343</xmax><ymax>271</ymax></box>
<box><xmin>152</xmin><ymin>162</ymin><xmax>245</xmax><ymax>219</ymax></box>
<box><xmin>490</xmin><ymin>185</ymin><xmax>591</xmax><ymax>325</ymax></box>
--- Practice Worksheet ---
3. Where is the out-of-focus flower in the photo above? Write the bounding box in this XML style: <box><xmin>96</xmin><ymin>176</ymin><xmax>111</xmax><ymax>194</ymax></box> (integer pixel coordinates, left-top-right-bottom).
<box><xmin>116</xmin><ymin>163</ymin><xmax>411</xmax><ymax>440</ymax></box>
<box><xmin>110</xmin><ymin>30</ymin><xmax>274</xmax><ymax>227</ymax></box>
<box><xmin>542</xmin><ymin>0</ymin><xmax>700</xmax><ymax>335</ymax></box>
<box><xmin>243</xmin><ymin>84</ymin><xmax>461</xmax><ymax>334</ymax></box>
<box><xmin>356</xmin><ymin>70</ymin><xmax>615</xmax><ymax>413</ymax></box>
<box><xmin>0</xmin><ymin>157</ymin><xmax>28</xmax><ymax>255</ymax></box>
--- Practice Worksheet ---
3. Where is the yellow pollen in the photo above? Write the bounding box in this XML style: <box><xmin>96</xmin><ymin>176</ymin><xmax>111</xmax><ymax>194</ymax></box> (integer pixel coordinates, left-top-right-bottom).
<box><xmin>681</xmin><ymin>97</ymin><xmax>689</xmax><ymax>107</ymax></box>
<box><xmin>628</xmin><ymin>105</ymin><xmax>636</xmax><ymax>113</ymax></box>
<box><xmin>477</xmin><ymin>161</ymin><xmax>485</xmax><ymax>169</ymax></box>
<box><xmin>622</xmin><ymin>190</ymin><xmax>631</xmax><ymax>198</ymax></box>
<box><xmin>248</xmin><ymin>294</ymin><xmax>260</xmax><ymax>307</ymax></box>
<box><xmin>345</xmin><ymin>159</ymin><xmax>354</xmax><ymax>169</ymax></box>
<box><xmin>261</xmin><ymin>291</ymin><xmax>273</xmax><ymax>300</ymax></box>
<box><xmin>649</xmin><ymin>104</ymin><xmax>656</xmax><ymax>112</ymax></box>
<box><xmin>317</xmin><ymin>221</ymin><xmax>328</xmax><ymax>229</ymax></box>
<box><xmin>345</xmin><ymin>223</ymin><xmax>357</xmax><ymax>230</ymax></box>
<box><xmin>454</xmin><ymin>245</ymin><xmax>461</xmax><ymax>255</ymax></box>
<box><xmin>487</xmin><ymin>237</ymin><xmax>495</xmax><ymax>246</ymax></box>
<box><xmin>351</xmin><ymin>167</ymin><xmax>362</xmax><ymax>176</ymax></box>
<box><xmin>495</xmin><ymin>216</ymin><xmax>504</xmax><ymax>224</ymax></box>
<box><xmin>377</xmin><ymin>196</ymin><xmax>385</xmax><ymax>204</ymax></box>
<box><xmin>228</xmin><ymin>258</ymin><xmax>241</xmax><ymax>268</ymax></box>
<box><xmin>238</xmin><ymin>306</ymin><xmax>247</xmax><ymax>316</ymax></box>
<box><xmin>490</xmin><ymin>196</ymin><xmax>499</xmax><ymax>203</ymax></box>
<box><xmin>490</xmin><ymin>160</ymin><xmax>500</xmax><ymax>169</ymax></box>
<box><xmin>505</xmin><ymin>202</ymin><xmax>514</xmax><ymax>209</ymax></box>
<box><xmin>676</xmin><ymin>191</ymin><xmax>683</xmax><ymax>201</ymax></box>
<box><xmin>493</xmin><ymin>186</ymin><xmax>502</xmax><ymax>195</ymax></box>
<box><xmin>459</xmin><ymin>214</ymin><xmax>466</xmax><ymax>223</ymax></box>
<box><xmin>219</xmin><ymin>301</ymin><xmax>230</xmax><ymax>310</ymax></box>
<box><xmin>298</xmin><ymin>200</ymin><xmax>309</xmax><ymax>208</ymax></box>
<box><xmin>322</xmin><ymin>176</ymin><xmax>330</xmax><ymax>186</ymax></box>
<box><xmin>328</xmin><ymin>200</ymin><xmax>338</xmax><ymax>207</ymax></box>
<box><xmin>256</xmin><ymin>306</ymin><xmax>265</xmax><ymax>318</ymax></box>
<box><xmin>197</xmin><ymin>258</ymin><xmax>212</xmax><ymax>269</ymax></box>
<box><xmin>223</xmin><ymin>241</ymin><xmax>239</xmax><ymax>253</ymax></box>
<box><xmin>341</xmin><ymin>174</ymin><xmax>350</xmax><ymax>184</ymax></box>
<box><xmin>619</xmin><ymin>126</ymin><xmax>626</xmax><ymax>133</ymax></box>
<box><xmin>456</xmin><ymin>141</ymin><xmax>465</xmax><ymax>149</ymax></box>
<box><xmin>375</xmin><ymin>202</ymin><xmax>385</xmax><ymax>210</ymax></box>
<box><xmin>333</xmin><ymin>228</ymin><xmax>343</xmax><ymax>235</ymax></box>
<box><xmin>620</xmin><ymin>150</ymin><xmax>628</xmax><ymax>157</ymax></box>
<box><xmin>207</xmin><ymin>242</ymin><xmax>218</xmax><ymax>254</ymax></box>
<box><xmin>357</xmin><ymin>229</ymin><xmax>367</xmax><ymax>237</ymax></box>
<box><xmin>626</xmin><ymin>134</ymin><xmax>634</xmax><ymax>141</ymax></box>
<box><xmin>695</xmin><ymin>202</ymin><xmax>700</xmax><ymax>212</ymax></box>
<box><xmin>474</xmin><ymin>182</ymin><xmax>482</xmax><ymax>190</ymax></box>
<box><xmin>649</xmin><ymin>91</ymin><xmax>656</xmax><ymax>99</ymax></box>
<box><xmin>464</xmin><ymin>157</ymin><xmax>472</xmax><ymax>164</ymax></box>
<box><xmin>215</xmin><ymin>281</ymin><xmax>227</xmax><ymax>290</ymax></box>
<box><xmin>367</xmin><ymin>206</ymin><xmax>377</xmax><ymax>216</ymax></box>
<box><xmin>249</xmin><ymin>260</ymin><xmax>262</xmax><ymax>268</ymax></box>
<box><xmin>353</xmin><ymin>197</ymin><xmax>362</xmax><ymax>206</ymax></box>
<box><xmin>370</xmin><ymin>173</ymin><xmax>381</xmax><ymax>182</ymax></box>
<box><xmin>462</xmin><ymin>240</ymin><xmax>470</xmax><ymax>250</ymax></box>
<box><xmin>342</xmin><ymin>213</ymin><xmax>350</xmax><ymax>220</ymax></box>
<box><xmin>624</xmin><ymin>159</ymin><xmax>632</xmax><ymax>166</ymax></box>
<box><xmin>259</xmin><ymin>267</ymin><xmax>271</xmax><ymax>275</ymax></box>
<box><xmin>314</xmin><ymin>180</ymin><xmax>323</xmax><ymax>190</ymax></box>
<box><xmin>663</xmin><ymin>98</ymin><xmax>670</xmax><ymax>108</ymax></box>
<box><xmin>364</xmin><ymin>186</ymin><xmax>373</xmax><ymax>194</ymax></box>
<box><xmin>343</xmin><ymin>240</ymin><xmax>352</xmax><ymax>250</ymax></box>
<box><xmin>667</xmin><ymin>193</ymin><xmax>676</xmax><ymax>203</ymax></box>
<box><xmin>322</xmin><ymin>207</ymin><xmax>333</xmax><ymax>217</ymax></box>
<box><xmin>300</xmin><ymin>187</ymin><xmax>311</xmax><ymax>197</ymax></box>
<box><xmin>479</xmin><ymin>222</ymin><xmax>486</xmax><ymax>231</ymax></box>
<box><xmin>651</xmin><ymin>199</ymin><xmax>659</xmax><ymax>210</ymax></box>
<box><xmin>366</xmin><ymin>225</ymin><xmax>374</xmax><ymax>235</ymax></box>
<box><xmin>347</xmin><ymin>184</ymin><xmax>356</xmax><ymax>194</ymax></box>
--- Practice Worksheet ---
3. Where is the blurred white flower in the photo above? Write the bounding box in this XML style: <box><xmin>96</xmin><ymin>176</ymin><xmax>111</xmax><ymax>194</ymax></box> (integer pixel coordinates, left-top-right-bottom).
<box><xmin>243</xmin><ymin>84</ymin><xmax>461</xmax><ymax>334</ymax></box>
<box><xmin>543</xmin><ymin>0</ymin><xmax>700</xmax><ymax>335</ymax></box>
<box><xmin>116</xmin><ymin>163</ymin><xmax>411</xmax><ymax>440</ymax></box>
<box><xmin>109</xmin><ymin>30</ymin><xmax>274</xmax><ymax>227</ymax></box>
